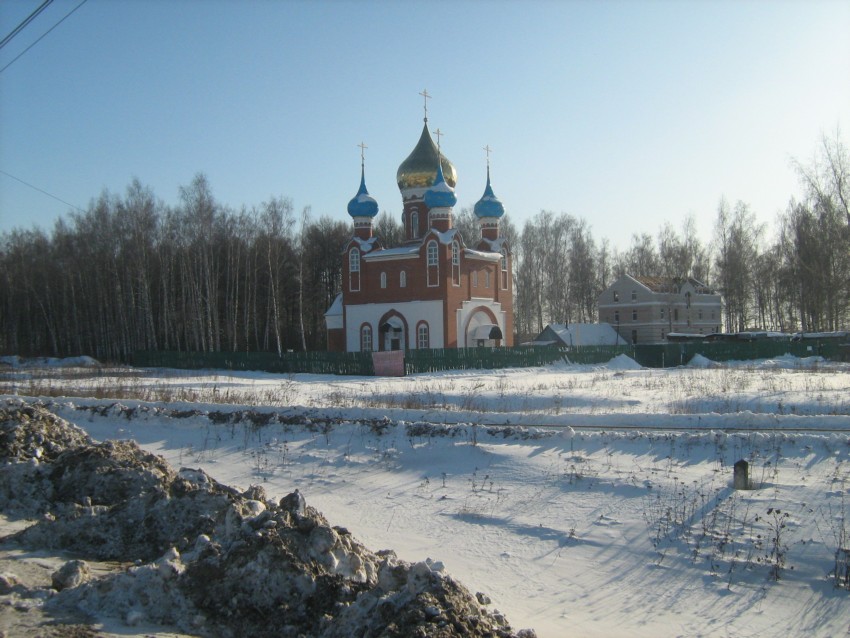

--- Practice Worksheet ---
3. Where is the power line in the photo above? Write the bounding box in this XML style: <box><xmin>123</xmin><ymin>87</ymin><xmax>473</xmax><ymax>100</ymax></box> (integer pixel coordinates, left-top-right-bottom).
<box><xmin>0</xmin><ymin>169</ymin><xmax>84</xmax><ymax>213</ymax></box>
<box><xmin>0</xmin><ymin>0</ymin><xmax>87</xmax><ymax>75</ymax></box>
<box><xmin>0</xmin><ymin>0</ymin><xmax>54</xmax><ymax>50</ymax></box>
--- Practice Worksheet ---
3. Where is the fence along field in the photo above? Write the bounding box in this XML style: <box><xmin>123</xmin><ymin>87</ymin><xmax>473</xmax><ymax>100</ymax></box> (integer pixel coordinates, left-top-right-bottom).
<box><xmin>132</xmin><ymin>335</ymin><xmax>849</xmax><ymax>376</ymax></box>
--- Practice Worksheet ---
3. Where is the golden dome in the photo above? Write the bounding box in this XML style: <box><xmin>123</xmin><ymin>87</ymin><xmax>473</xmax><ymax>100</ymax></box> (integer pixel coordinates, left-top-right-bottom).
<box><xmin>396</xmin><ymin>122</ymin><xmax>457</xmax><ymax>191</ymax></box>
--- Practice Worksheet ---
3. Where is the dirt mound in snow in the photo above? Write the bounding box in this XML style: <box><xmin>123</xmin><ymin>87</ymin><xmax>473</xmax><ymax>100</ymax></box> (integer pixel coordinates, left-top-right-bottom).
<box><xmin>0</xmin><ymin>404</ymin><xmax>96</xmax><ymax>517</ymax></box>
<box><xmin>0</xmin><ymin>404</ymin><xmax>92</xmax><ymax>463</ymax></box>
<box><xmin>0</xmin><ymin>404</ymin><xmax>535</xmax><ymax>638</ymax></box>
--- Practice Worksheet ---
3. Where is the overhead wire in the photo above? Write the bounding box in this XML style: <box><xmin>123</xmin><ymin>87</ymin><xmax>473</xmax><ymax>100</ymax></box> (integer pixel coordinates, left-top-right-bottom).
<box><xmin>0</xmin><ymin>169</ymin><xmax>85</xmax><ymax>213</ymax></box>
<box><xmin>0</xmin><ymin>0</ymin><xmax>88</xmax><ymax>74</ymax></box>
<box><xmin>0</xmin><ymin>0</ymin><xmax>54</xmax><ymax>50</ymax></box>
<box><xmin>0</xmin><ymin>1</ymin><xmax>90</xmax><ymax>221</ymax></box>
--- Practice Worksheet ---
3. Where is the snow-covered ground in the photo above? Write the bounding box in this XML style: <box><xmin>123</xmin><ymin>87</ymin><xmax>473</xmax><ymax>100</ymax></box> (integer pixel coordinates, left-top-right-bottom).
<box><xmin>3</xmin><ymin>354</ymin><xmax>850</xmax><ymax>637</ymax></box>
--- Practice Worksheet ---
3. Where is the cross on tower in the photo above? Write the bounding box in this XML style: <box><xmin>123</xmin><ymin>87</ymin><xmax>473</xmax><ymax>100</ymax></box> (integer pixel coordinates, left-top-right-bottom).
<box><xmin>433</xmin><ymin>127</ymin><xmax>444</xmax><ymax>152</ymax></box>
<box><xmin>419</xmin><ymin>88</ymin><xmax>431</xmax><ymax>122</ymax></box>
<box><xmin>357</xmin><ymin>141</ymin><xmax>368</xmax><ymax>167</ymax></box>
<box><xmin>483</xmin><ymin>144</ymin><xmax>493</xmax><ymax>169</ymax></box>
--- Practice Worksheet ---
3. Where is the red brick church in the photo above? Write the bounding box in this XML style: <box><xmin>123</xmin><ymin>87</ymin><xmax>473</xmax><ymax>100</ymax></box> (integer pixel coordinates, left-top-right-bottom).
<box><xmin>325</xmin><ymin>112</ymin><xmax>513</xmax><ymax>352</ymax></box>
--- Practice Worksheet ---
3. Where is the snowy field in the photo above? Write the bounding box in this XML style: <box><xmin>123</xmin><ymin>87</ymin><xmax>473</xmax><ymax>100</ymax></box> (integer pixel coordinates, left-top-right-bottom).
<box><xmin>3</xmin><ymin>354</ymin><xmax>850</xmax><ymax>637</ymax></box>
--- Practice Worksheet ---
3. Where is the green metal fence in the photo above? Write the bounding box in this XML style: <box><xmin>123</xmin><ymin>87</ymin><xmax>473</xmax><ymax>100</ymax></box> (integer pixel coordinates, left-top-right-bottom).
<box><xmin>403</xmin><ymin>346</ymin><xmax>569</xmax><ymax>374</ymax></box>
<box><xmin>559</xmin><ymin>339</ymin><xmax>846</xmax><ymax>368</ymax></box>
<box><xmin>560</xmin><ymin>345</ymin><xmax>633</xmax><ymax>365</ymax></box>
<box><xmin>132</xmin><ymin>346</ymin><xmax>567</xmax><ymax>376</ymax></box>
<box><xmin>631</xmin><ymin>339</ymin><xmax>847</xmax><ymax>368</ymax></box>
<box><xmin>132</xmin><ymin>337</ymin><xmax>847</xmax><ymax>377</ymax></box>
<box><xmin>132</xmin><ymin>350</ymin><xmax>375</xmax><ymax>376</ymax></box>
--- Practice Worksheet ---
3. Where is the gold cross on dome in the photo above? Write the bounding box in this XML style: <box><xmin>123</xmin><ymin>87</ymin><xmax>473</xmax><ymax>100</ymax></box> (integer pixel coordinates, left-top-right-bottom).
<box><xmin>483</xmin><ymin>144</ymin><xmax>492</xmax><ymax>168</ymax></box>
<box><xmin>419</xmin><ymin>88</ymin><xmax>431</xmax><ymax>122</ymax></box>
<box><xmin>357</xmin><ymin>141</ymin><xmax>368</xmax><ymax>166</ymax></box>
<box><xmin>433</xmin><ymin>127</ymin><xmax>444</xmax><ymax>151</ymax></box>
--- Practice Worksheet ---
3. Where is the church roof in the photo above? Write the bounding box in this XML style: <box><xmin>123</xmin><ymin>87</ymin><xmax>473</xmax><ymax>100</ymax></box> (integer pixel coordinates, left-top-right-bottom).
<box><xmin>396</xmin><ymin>122</ymin><xmax>457</xmax><ymax>191</ymax></box>
<box><xmin>423</xmin><ymin>161</ymin><xmax>457</xmax><ymax>209</ymax></box>
<box><xmin>479</xmin><ymin>236</ymin><xmax>510</xmax><ymax>253</ymax></box>
<box><xmin>363</xmin><ymin>245</ymin><xmax>420</xmax><ymax>261</ymax></box>
<box><xmin>349</xmin><ymin>236</ymin><xmax>379</xmax><ymax>253</ymax></box>
<box><xmin>324</xmin><ymin>293</ymin><xmax>343</xmax><ymax>317</ymax></box>
<box><xmin>347</xmin><ymin>166</ymin><xmax>379</xmax><ymax>218</ymax></box>
<box><xmin>464</xmin><ymin>248</ymin><xmax>501</xmax><ymax>262</ymax></box>
<box><xmin>473</xmin><ymin>167</ymin><xmax>504</xmax><ymax>218</ymax></box>
<box><xmin>434</xmin><ymin>228</ymin><xmax>460</xmax><ymax>245</ymax></box>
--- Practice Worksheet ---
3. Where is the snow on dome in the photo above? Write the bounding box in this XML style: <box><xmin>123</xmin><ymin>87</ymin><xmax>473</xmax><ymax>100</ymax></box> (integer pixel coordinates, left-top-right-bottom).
<box><xmin>347</xmin><ymin>167</ymin><xmax>379</xmax><ymax>218</ymax></box>
<box><xmin>423</xmin><ymin>161</ymin><xmax>457</xmax><ymax>209</ymax></box>
<box><xmin>473</xmin><ymin>168</ymin><xmax>504</xmax><ymax>218</ymax></box>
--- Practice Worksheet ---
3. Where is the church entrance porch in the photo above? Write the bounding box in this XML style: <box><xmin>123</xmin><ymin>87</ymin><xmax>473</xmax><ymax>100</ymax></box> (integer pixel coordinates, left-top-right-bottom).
<box><xmin>462</xmin><ymin>307</ymin><xmax>503</xmax><ymax>348</ymax></box>
<box><xmin>380</xmin><ymin>316</ymin><xmax>405</xmax><ymax>351</ymax></box>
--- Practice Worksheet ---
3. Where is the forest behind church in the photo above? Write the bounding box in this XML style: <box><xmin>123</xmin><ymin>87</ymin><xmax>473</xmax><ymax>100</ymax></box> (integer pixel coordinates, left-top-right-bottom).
<box><xmin>1</xmin><ymin>133</ymin><xmax>848</xmax><ymax>360</ymax></box>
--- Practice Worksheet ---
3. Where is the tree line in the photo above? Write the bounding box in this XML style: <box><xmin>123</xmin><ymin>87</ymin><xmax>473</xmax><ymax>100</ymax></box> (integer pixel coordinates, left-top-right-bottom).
<box><xmin>0</xmin><ymin>175</ymin><xmax>351</xmax><ymax>360</ymax></box>
<box><xmin>512</xmin><ymin>133</ymin><xmax>849</xmax><ymax>338</ymax></box>
<box><xmin>1</xmin><ymin>134</ymin><xmax>847</xmax><ymax>359</ymax></box>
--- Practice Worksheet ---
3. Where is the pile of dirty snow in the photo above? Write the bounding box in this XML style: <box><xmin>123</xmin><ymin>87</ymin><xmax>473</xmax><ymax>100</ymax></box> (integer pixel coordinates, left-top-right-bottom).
<box><xmin>0</xmin><ymin>404</ymin><xmax>534</xmax><ymax>638</ymax></box>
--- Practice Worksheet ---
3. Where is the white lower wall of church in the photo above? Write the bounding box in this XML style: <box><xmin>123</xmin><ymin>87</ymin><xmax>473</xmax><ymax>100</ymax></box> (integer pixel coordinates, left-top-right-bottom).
<box><xmin>345</xmin><ymin>301</ymin><xmax>445</xmax><ymax>352</ymax></box>
<box><xmin>457</xmin><ymin>298</ymin><xmax>506</xmax><ymax>348</ymax></box>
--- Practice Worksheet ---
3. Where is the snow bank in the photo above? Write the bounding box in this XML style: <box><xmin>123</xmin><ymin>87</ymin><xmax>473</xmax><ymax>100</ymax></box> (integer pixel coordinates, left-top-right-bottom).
<box><xmin>0</xmin><ymin>403</ymin><xmax>535</xmax><ymax>638</ymax></box>
<box><xmin>606</xmin><ymin>353</ymin><xmax>642</xmax><ymax>370</ymax></box>
<box><xmin>686</xmin><ymin>353</ymin><xmax>716</xmax><ymax>368</ymax></box>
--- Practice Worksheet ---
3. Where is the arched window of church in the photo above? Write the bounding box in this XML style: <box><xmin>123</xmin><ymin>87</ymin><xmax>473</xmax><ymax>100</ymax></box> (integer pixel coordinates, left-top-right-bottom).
<box><xmin>400</xmin><ymin>270</ymin><xmax>407</xmax><ymax>288</ymax></box>
<box><xmin>427</xmin><ymin>241</ymin><xmax>438</xmax><ymax>266</ymax></box>
<box><xmin>451</xmin><ymin>241</ymin><xmax>460</xmax><ymax>286</ymax></box>
<box><xmin>500</xmin><ymin>248</ymin><xmax>508</xmax><ymax>289</ymax></box>
<box><xmin>360</xmin><ymin>324</ymin><xmax>372</xmax><ymax>352</ymax></box>
<box><xmin>349</xmin><ymin>248</ymin><xmax>360</xmax><ymax>292</ymax></box>
<box><xmin>417</xmin><ymin>322</ymin><xmax>429</xmax><ymax>349</ymax></box>
<box><xmin>485</xmin><ymin>270</ymin><xmax>490</xmax><ymax>288</ymax></box>
<box><xmin>427</xmin><ymin>240</ymin><xmax>439</xmax><ymax>287</ymax></box>
<box><xmin>380</xmin><ymin>272</ymin><xmax>387</xmax><ymax>289</ymax></box>
<box><xmin>411</xmin><ymin>211</ymin><xmax>419</xmax><ymax>239</ymax></box>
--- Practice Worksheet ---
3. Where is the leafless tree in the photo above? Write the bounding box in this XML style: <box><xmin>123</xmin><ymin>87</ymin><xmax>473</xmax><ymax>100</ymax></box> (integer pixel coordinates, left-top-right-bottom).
<box><xmin>713</xmin><ymin>198</ymin><xmax>764</xmax><ymax>332</ymax></box>
<box><xmin>374</xmin><ymin>210</ymin><xmax>403</xmax><ymax>248</ymax></box>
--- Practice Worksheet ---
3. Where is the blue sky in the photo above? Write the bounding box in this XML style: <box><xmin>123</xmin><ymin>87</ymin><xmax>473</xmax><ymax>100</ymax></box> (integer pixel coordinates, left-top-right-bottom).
<box><xmin>1</xmin><ymin>0</ymin><xmax>848</xmax><ymax>250</ymax></box>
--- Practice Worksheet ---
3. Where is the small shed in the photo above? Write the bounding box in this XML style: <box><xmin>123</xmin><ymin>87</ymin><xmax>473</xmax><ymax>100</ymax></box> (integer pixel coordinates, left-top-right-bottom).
<box><xmin>531</xmin><ymin>323</ymin><xmax>628</xmax><ymax>347</ymax></box>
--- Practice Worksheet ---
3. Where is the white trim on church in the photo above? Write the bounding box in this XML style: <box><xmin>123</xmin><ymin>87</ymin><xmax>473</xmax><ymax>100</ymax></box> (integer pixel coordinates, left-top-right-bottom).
<box><xmin>345</xmin><ymin>300</ymin><xmax>444</xmax><ymax>351</ymax></box>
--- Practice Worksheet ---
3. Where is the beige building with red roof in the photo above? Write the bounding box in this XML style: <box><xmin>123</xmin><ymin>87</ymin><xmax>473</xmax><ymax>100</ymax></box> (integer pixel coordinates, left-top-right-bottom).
<box><xmin>597</xmin><ymin>274</ymin><xmax>722</xmax><ymax>344</ymax></box>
